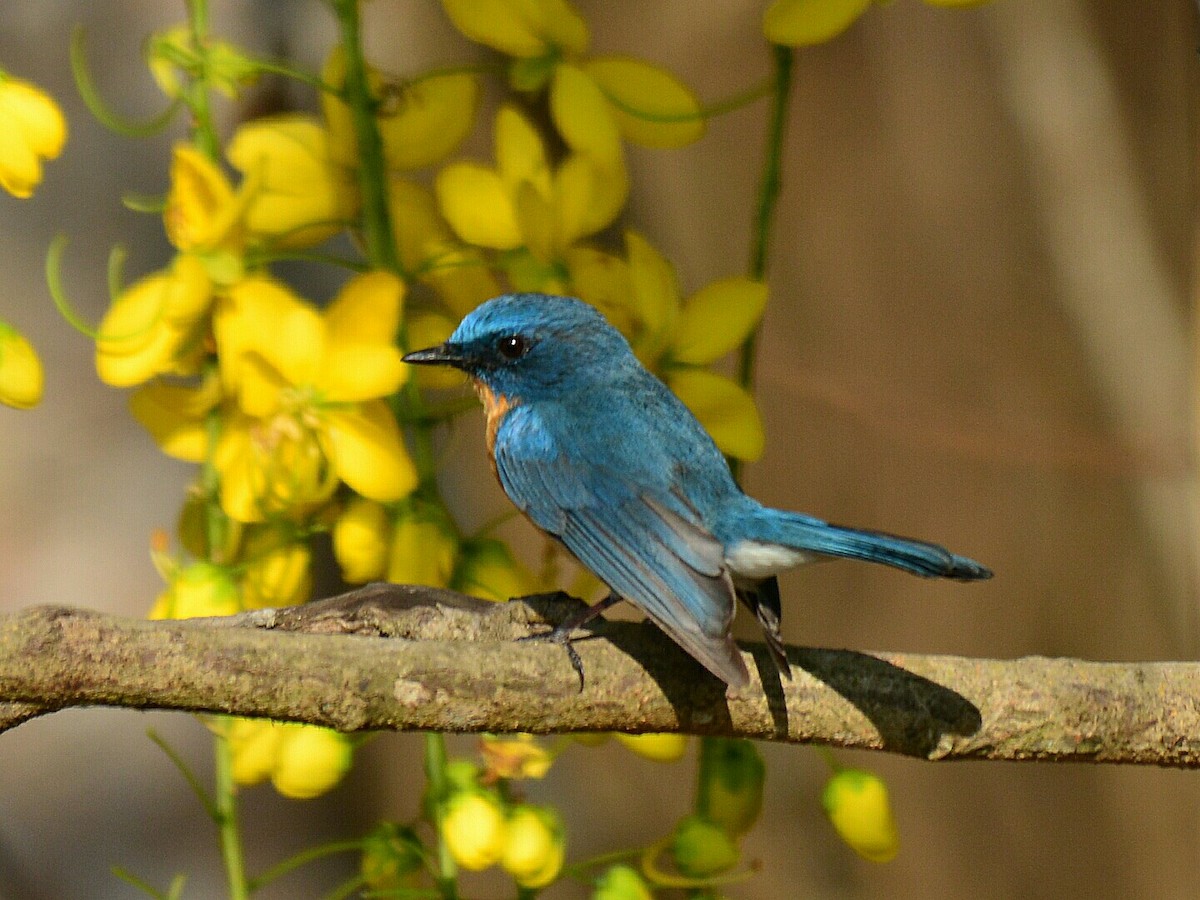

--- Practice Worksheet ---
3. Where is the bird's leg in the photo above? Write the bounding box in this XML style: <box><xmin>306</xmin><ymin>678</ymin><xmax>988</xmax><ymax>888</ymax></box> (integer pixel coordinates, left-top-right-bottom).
<box><xmin>517</xmin><ymin>591</ymin><xmax>624</xmax><ymax>689</ymax></box>
<box><xmin>737</xmin><ymin>576</ymin><xmax>791</xmax><ymax>678</ymax></box>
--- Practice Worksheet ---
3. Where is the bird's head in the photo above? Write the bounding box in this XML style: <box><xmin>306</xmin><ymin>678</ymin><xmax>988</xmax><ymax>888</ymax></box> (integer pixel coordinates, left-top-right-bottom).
<box><xmin>403</xmin><ymin>293</ymin><xmax>635</xmax><ymax>401</ymax></box>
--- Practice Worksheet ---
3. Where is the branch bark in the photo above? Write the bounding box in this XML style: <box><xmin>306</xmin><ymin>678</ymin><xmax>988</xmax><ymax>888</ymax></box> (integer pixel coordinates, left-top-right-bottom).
<box><xmin>1</xmin><ymin>583</ymin><xmax>1197</xmax><ymax>767</ymax></box>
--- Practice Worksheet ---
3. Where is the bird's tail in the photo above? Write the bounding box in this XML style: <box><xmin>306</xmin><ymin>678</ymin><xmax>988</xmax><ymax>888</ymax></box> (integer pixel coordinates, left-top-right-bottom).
<box><xmin>756</xmin><ymin>511</ymin><xmax>992</xmax><ymax>581</ymax></box>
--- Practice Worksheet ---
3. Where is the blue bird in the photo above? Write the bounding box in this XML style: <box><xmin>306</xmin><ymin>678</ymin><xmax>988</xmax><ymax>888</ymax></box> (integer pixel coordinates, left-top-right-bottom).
<box><xmin>404</xmin><ymin>293</ymin><xmax>991</xmax><ymax>688</ymax></box>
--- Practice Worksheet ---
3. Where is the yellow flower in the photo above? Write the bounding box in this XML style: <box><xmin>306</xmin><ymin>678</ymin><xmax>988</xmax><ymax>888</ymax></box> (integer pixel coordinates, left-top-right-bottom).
<box><xmin>436</xmin><ymin>104</ymin><xmax>626</xmax><ymax>287</ymax></box>
<box><xmin>386</xmin><ymin>498</ymin><xmax>459</xmax><ymax>588</ymax></box>
<box><xmin>579</xmin><ymin>231</ymin><xmax>767</xmax><ymax>460</ymax></box>
<box><xmin>453</xmin><ymin>538</ymin><xmax>539</xmax><ymax>603</ymax></box>
<box><xmin>614</xmin><ymin>733</ymin><xmax>688</xmax><ymax>764</ymax></box>
<box><xmin>0</xmin><ymin>73</ymin><xmax>66</xmax><ymax>198</ymax></box>
<box><xmin>442</xmin><ymin>792</ymin><xmax>508</xmax><ymax>871</ymax></box>
<box><xmin>322</xmin><ymin>46</ymin><xmax>479</xmax><ymax>172</ymax></box>
<box><xmin>821</xmin><ymin>768</ymin><xmax>899</xmax><ymax>862</ymax></box>
<box><xmin>440</xmin><ymin>0</ymin><xmax>703</xmax><ymax>151</ymax></box>
<box><xmin>239</xmin><ymin>526</ymin><xmax>312</xmax><ymax>608</ymax></box>
<box><xmin>271</xmin><ymin>724</ymin><xmax>353</xmax><ymax>799</ymax></box>
<box><xmin>764</xmin><ymin>0</ymin><xmax>991</xmax><ymax>47</ymax></box>
<box><xmin>149</xmin><ymin>560</ymin><xmax>240</xmax><ymax>619</ymax></box>
<box><xmin>0</xmin><ymin>321</ymin><xmax>44</xmax><ymax>409</ymax></box>
<box><xmin>670</xmin><ymin>814</ymin><xmax>739</xmax><ymax>878</ymax></box>
<box><xmin>212</xmin><ymin>272</ymin><xmax>416</xmax><ymax>522</ymax></box>
<box><xmin>333</xmin><ymin>496</ymin><xmax>392</xmax><ymax>583</ymax></box>
<box><xmin>480</xmin><ymin>734</ymin><xmax>553</xmax><ymax>781</ymax></box>
<box><xmin>95</xmin><ymin>254</ymin><xmax>213</xmax><ymax>388</ymax></box>
<box><xmin>501</xmin><ymin>805</ymin><xmax>565</xmax><ymax>889</ymax></box>
<box><xmin>227</xmin><ymin>114</ymin><xmax>358</xmax><ymax>248</ymax></box>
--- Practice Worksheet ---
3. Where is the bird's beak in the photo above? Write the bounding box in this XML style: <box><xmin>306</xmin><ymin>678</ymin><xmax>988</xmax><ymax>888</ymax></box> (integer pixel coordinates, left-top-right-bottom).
<box><xmin>402</xmin><ymin>342</ymin><xmax>469</xmax><ymax>369</ymax></box>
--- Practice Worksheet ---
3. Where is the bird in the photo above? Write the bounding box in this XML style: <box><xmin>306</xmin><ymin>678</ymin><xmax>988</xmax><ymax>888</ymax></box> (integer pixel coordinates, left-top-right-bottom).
<box><xmin>403</xmin><ymin>293</ymin><xmax>991</xmax><ymax>689</ymax></box>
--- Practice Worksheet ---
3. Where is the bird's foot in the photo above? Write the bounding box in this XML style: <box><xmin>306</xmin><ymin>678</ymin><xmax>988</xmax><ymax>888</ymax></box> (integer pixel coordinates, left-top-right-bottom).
<box><xmin>516</xmin><ymin>592</ymin><xmax>622</xmax><ymax>691</ymax></box>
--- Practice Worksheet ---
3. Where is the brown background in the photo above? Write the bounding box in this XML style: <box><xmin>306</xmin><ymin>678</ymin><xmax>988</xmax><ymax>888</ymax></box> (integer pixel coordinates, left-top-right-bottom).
<box><xmin>0</xmin><ymin>1</ymin><xmax>1196</xmax><ymax>897</ymax></box>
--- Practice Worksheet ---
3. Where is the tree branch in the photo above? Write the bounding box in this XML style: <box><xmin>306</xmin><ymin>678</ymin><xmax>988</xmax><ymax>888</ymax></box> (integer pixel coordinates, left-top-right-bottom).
<box><xmin>1</xmin><ymin>584</ymin><xmax>1196</xmax><ymax>767</ymax></box>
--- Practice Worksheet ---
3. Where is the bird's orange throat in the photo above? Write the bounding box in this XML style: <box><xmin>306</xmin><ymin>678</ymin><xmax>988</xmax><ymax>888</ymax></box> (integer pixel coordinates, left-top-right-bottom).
<box><xmin>473</xmin><ymin>379</ymin><xmax>516</xmax><ymax>454</ymax></box>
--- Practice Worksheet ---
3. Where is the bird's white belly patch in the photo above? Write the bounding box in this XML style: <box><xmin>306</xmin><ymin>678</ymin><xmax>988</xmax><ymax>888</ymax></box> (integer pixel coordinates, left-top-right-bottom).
<box><xmin>725</xmin><ymin>540</ymin><xmax>820</xmax><ymax>578</ymax></box>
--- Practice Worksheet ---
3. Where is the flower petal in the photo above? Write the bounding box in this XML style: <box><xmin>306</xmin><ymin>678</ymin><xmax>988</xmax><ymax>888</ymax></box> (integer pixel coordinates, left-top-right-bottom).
<box><xmin>227</xmin><ymin>114</ymin><xmax>356</xmax><ymax>247</ymax></box>
<box><xmin>0</xmin><ymin>321</ymin><xmax>43</xmax><ymax>409</ymax></box>
<box><xmin>379</xmin><ymin>73</ymin><xmax>480</xmax><ymax>170</ymax></box>
<box><xmin>441</xmin><ymin>0</ymin><xmax>550</xmax><ymax>57</ymax></box>
<box><xmin>549</xmin><ymin>65</ymin><xmax>622</xmax><ymax>168</ymax></box>
<box><xmin>216</xmin><ymin>276</ymin><xmax>323</xmax><ymax>391</ymax></box>
<box><xmin>563</xmin><ymin>245</ymin><xmax>635</xmax><ymax>336</ymax></box>
<box><xmin>625</xmin><ymin>229</ymin><xmax>679</xmax><ymax>362</ymax></box>
<box><xmin>673</xmin><ymin>278</ymin><xmax>768</xmax><ymax>365</ymax></box>
<box><xmin>668</xmin><ymin>368</ymin><xmax>765</xmax><ymax>461</ymax></box>
<box><xmin>583</xmin><ymin>57</ymin><xmax>705</xmax><ymax>148</ymax></box>
<box><xmin>436</xmin><ymin>162</ymin><xmax>522</xmax><ymax>249</ymax></box>
<box><xmin>763</xmin><ymin>0</ymin><xmax>873</xmax><ymax>46</ymax></box>
<box><xmin>129</xmin><ymin>381</ymin><xmax>216</xmax><ymax>462</ymax></box>
<box><xmin>324</xmin><ymin>270</ymin><xmax>404</xmax><ymax>347</ymax></box>
<box><xmin>495</xmin><ymin>105</ymin><xmax>551</xmax><ymax>197</ymax></box>
<box><xmin>325</xmin><ymin>401</ymin><xmax>417</xmax><ymax>501</ymax></box>
<box><xmin>553</xmin><ymin>152</ymin><xmax>627</xmax><ymax>245</ymax></box>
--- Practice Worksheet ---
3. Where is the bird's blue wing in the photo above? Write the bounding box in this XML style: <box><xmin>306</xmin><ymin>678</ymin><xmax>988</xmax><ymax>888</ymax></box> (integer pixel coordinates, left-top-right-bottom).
<box><xmin>493</xmin><ymin>402</ymin><xmax>750</xmax><ymax>687</ymax></box>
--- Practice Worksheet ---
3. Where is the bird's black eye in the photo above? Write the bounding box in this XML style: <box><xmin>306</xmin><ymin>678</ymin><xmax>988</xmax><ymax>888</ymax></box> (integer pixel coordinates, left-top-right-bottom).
<box><xmin>496</xmin><ymin>334</ymin><xmax>529</xmax><ymax>360</ymax></box>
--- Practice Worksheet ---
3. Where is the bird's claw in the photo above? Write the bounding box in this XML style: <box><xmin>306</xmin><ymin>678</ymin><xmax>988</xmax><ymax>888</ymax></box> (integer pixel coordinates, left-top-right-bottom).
<box><xmin>517</xmin><ymin>623</ymin><xmax>587</xmax><ymax>691</ymax></box>
<box><xmin>515</xmin><ymin>590</ymin><xmax>622</xmax><ymax>691</ymax></box>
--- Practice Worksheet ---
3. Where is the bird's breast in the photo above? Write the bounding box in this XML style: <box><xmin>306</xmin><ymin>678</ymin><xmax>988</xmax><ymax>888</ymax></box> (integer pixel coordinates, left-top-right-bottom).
<box><xmin>473</xmin><ymin>379</ymin><xmax>517</xmax><ymax>456</ymax></box>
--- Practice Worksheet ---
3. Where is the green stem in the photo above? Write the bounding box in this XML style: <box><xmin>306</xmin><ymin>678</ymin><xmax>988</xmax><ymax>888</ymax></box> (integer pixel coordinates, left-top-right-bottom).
<box><xmin>331</xmin><ymin>0</ymin><xmax>401</xmax><ymax>274</ymax></box>
<box><xmin>731</xmin><ymin>44</ymin><xmax>794</xmax><ymax>485</ymax></box>
<box><xmin>214</xmin><ymin>730</ymin><xmax>250</xmax><ymax>900</ymax></box>
<box><xmin>423</xmin><ymin>733</ymin><xmax>460</xmax><ymax>900</ymax></box>
<box><xmin>184</xmin><ymin>0</ymin><xmax>220</xmax><ymax>159</ymax></box>
<box><xmin>247</xmin><ymin>839</ymin><xmax>363</xmax><ymax>893</ymax></box>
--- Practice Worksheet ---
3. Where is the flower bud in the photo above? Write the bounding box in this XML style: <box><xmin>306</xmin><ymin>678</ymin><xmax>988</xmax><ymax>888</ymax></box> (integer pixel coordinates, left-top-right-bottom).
<box><xmin>696</xmin><ymin>738</ymin><xmax>765</xmax><ymax>838</ymax></box>
<box><xmin>614</xmin><ymin>733</ymin><xmax>688</xmax><ymax>764</ymax></box>
<box><xmin>271</xmin><ymin>725</ymin><xmax>353</xmax><ymax>800</ymax></box>
<box><xmin>240</xmin><ymin>527</ymin><xmax>312</xmax><ymax>609</ymax></box>
<box><xmin>821</xmin><ymin>768</ymin><xmax>899</xmax><ymax>863</ymax></box>
<box><xmin>501</xmin><ymin>805</ymin><xmax>565</xmax><ymax>889</ymax></box>
<box><xmin>333</xmin><ymin>496</ymin><xmax>391</xmax><ymax>583</ymax></box>
<box><xmin>592</xmin><ymin>864</ymin><xmax>653</xmax><ymax>900</ymax></box>
<box><xmin>670</xmin><ymin>814</ymin><xmax>739</xmax><ymax>878</ymax></box>
<box><xmin>387</xmin><ymin>499</ymin><xmax>459</xmax><ymax>588</ymax></box>
<box><xmin>360</xmin><ymin>822</ymin><xmax>424</xmax><ymax>891</ymax></box>
<box><xmin>227</xmin><ymin>718</ymin><xmax>284</xmax><ymax>787</ymax></box>
<box><xmin>454</xmin><ymin>538</ymin><xmax>538</xmax><ymax>603</ymax></box>
<box><xmin>441</xmin><ymin>792</ymin><xmax>507</xmax><ymax>871</ymax></box>
<box><xmin>0</xmin><ymin>73</ymin><xmax>66</xmax><ymax>198</ymax></box>
<box><xmin>150</xmin><ymin>561</ymin><xmax>240</xmax><ymax>620</ymax></box>
<box><xmin>0</xmin><ymin>321</ymin><xmax>44</xmax><ymax>409</ymax></box>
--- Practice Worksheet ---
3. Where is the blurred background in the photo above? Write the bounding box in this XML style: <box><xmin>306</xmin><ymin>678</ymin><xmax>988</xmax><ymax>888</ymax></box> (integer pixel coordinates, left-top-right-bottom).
<box><xmin>0</xmin><ymin>0</ymin><xmax>1197</xmax><ymax>897</ymax></box>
